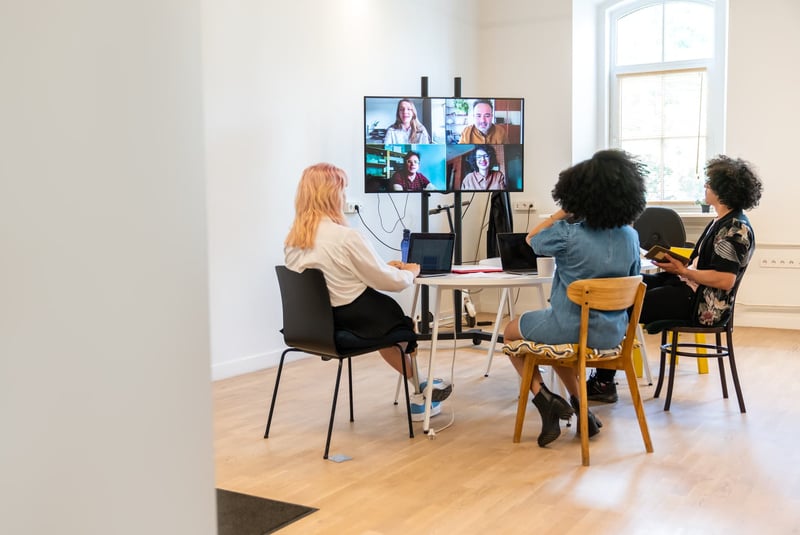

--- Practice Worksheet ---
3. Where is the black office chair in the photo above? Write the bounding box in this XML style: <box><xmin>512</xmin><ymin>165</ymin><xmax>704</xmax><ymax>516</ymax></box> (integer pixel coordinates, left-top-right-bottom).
<box><xmin>266</xmin><ymin>266</ymin><xmax>416</xmax><ymax>459</ymax></box>
<box><xmin>644</xmin><ymin>268</ymin><xmax>748</xmax><ymax>412</ymax></box>
<box><xmin>634</xmin><ymin>206</ymin><xmax>691</xmax><ymax>249</ymax></box>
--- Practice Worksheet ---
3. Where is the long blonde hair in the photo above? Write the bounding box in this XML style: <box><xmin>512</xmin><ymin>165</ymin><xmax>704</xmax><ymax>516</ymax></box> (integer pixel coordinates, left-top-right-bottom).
<box><xmin>285</xmin><ymin>163</ymin><xmax>347</xmax><ymax>249</ymax></box>
<box><xmin>392</xmin><ymin>99</ymin><xmax>426</xmax><ymax>143</ymax></box>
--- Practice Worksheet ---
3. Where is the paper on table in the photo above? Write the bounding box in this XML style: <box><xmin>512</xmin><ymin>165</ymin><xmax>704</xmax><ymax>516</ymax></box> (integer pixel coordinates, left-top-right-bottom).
<box><xmin>451</xmin><ymin>264</ymin><xmax>503</xmax><ymax>274</ymax></box>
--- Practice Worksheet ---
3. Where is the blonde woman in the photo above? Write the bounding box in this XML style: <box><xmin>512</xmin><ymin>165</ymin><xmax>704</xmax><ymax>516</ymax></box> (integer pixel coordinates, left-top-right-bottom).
<box><xmin>284</xmin><ymin>163</ymin><xmax>450</xmax><ymax>419</ymax></box>
<box><xmin>384</xmin><ymin>99</ymin><xmax>431</xmax><ymax>144</ymax></box>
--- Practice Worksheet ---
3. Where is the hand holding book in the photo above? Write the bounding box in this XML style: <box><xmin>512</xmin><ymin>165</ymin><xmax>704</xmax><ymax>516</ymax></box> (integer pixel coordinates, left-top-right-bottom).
<box><xmin>644</xmin><ymin>245</ymin><xmax>690</xmax><ymax>266</ymax></box>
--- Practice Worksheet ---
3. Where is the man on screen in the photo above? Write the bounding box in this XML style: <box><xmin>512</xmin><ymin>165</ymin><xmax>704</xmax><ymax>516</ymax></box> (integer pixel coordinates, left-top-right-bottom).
<box><xmin>458</xmin><ymin>99</ymin><xmax>508</xmax><ymax>144</ymax></box>
<box><xmin>391</xmin><ymin>151</ymin><xmax>435</xmax><ymax>191</ymax></box>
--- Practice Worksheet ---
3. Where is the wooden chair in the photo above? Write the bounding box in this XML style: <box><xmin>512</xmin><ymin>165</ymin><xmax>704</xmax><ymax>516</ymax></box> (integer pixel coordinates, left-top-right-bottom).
<box><xmin>644</xmin><ymin>268</ymin><xmax>749</xmax><ymax>412</ymax></box>
<box><xmin>266</xmin><ymin>266</ymin><xmax>416</xmax><ymax>459</ymax></box>
<box><xmin>502</xmin><ymin>276</ymin><xmax>652</xmax><ymax>466</ymax></box>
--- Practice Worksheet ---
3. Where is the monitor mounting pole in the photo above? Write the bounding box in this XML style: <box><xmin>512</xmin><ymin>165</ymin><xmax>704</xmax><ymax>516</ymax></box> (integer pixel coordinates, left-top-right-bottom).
<box><xmin>416</xmin><ymin>76</ymin><xmax>486</xmax><ymax>344</ymax></box>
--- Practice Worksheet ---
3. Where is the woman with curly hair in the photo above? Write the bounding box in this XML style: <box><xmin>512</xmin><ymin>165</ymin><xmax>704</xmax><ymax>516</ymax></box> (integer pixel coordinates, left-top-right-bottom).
<box><xmin>502</xmin><ymin>149</ymin><xmax>647</xmax><ymax>447</ymax></box>
<box><xmin>459</xmin><ymin>145</ymin><xmax>506</xmax><ymax>191</ymax></box>
<box><xmin>640</xmin><ymin>155</ymin><xmax>762</xmax><ymax>325</ymax></box>
<box><xmin>588</xmin><ymin>155</ymin><xmax>763</xmax><ymax>403</ymax></box>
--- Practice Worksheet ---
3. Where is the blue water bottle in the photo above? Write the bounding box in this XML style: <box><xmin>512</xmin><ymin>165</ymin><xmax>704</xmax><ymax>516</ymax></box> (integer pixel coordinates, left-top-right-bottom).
<box><xmin>401</xmin><ymin>229</ymin><xmax>410</xmax><ymax>263</ymax></box>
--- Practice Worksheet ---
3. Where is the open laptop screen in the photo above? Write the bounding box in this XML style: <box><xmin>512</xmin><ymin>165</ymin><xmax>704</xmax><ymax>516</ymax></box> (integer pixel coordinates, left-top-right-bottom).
<box><xmin>496</xmin><ymin>232</ymin><xmax>541</xmax><ymax>273</ymax></box>
<box><xmin>407</xmin><ymin>233</ymin><xmax>455</xmax><ymax>275</ymax></box>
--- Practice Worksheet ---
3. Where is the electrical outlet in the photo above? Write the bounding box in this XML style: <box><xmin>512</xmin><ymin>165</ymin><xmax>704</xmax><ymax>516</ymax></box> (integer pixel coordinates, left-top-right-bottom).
<box><xmin>513</xmin><ymin>200</ymin><xmax>535</xmax><ymax>211</ymax></box>
<box><xmin>344</xmin><ymin>201</ymin><xmax>359</xmax><ymax>214</ymax></box>
<box><xmin>760</xmin><ymin>255</ymin><xmax>800</xmax><ymax>268</ymax></box>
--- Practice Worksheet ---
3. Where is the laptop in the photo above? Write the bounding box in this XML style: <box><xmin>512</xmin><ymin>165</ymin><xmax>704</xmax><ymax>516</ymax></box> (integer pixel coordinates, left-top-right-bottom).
<box><xmin>496</xmin><ymin>232</ymin><xmax>545</xmax><ymax>274</ymax></box>
<box><xmin>407</xmin><ymin>232</ymin><xmax>456</xmax><ymax>276</ymax></box>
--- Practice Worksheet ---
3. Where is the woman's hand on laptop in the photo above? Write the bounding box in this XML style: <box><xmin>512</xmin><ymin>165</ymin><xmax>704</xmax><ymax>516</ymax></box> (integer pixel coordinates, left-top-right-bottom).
<box><xmin>388</xmin><ymin>260</ymin><xmax>421</xmax><ymax>277</ymax></box>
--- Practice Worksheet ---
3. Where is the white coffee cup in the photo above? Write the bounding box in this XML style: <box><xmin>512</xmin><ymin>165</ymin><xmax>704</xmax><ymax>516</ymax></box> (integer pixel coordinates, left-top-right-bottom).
<box><xmin>536</xmin><ymin>256</ymin><xmax>555</xmax><ymax>277</ymax></box>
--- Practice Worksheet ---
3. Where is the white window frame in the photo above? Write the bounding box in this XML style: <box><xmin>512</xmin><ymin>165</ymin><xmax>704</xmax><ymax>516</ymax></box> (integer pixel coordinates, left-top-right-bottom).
<box><xmin>601</xmin><ymin>0</ymin><xmax>728</xmax><ymax>204</ymax></box>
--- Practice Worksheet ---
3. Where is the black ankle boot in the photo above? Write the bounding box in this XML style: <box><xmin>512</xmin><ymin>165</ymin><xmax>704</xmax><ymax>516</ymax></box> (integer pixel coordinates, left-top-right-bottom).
<box><xmin>570</xmin><ymin>395</ymin><xmax>602</xmax><ymax>437</ymax></box>
<box><xmin>532</xmin><ymin>390</ymin><xmax>562</xmax><ymax>447</ymax></box>
<box><xmin>539</xmin><ymin>383</ymin><xmax>575</xmax><ymax>421</ymax></box>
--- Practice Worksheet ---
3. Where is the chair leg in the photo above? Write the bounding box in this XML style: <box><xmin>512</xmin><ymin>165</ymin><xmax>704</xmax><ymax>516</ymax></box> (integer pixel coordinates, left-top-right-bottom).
<box><xmin>578</xmin><ymin>359</ymin><xmax>590</xmax><ymax>466</ymax></box>
<box><xmin>324</xmin><ymin>359</ymin><xmax>345</xmax><ymax>460</ymax></box>
<box><xmin>264</xmin><ymin>349</ymin><xmax>292</xmax><ymax>439</ymax></box>
<box><xmin>654</xmin><ymin>331</ymin><xmax>668</xmax><ymax>398</ymax></box>
<box><xmin>347</xmin><ymin>357</ymin><xmax>354</xmax><ymax>422</ymax></box>
<box><xmin>622</xmin><ymin>360</ymin><xmax>654</xmax><ymax>455</ymax></box>
<box><xmin>715</xmin><ymin>332</ymin><xmax>729</xmax><ymax>399</ymax></box>
<box><xmin>664</xmin><ymin>330</ymin><xmax>679</xmax><ymax>411</ymax></box>
<box><xmin>635</xmin><ymin>324</ymin><xmax>654</xmax><ymax>385</ymax></box>
<box><xmin>398</xmin><ymin>344</ymin><xmax>414</xmax><ymax>438</ymax></box>
<box><xmin>513</xmin><ymin>355</ymin><xmax>536</xmax><ymax>443</ymax></box>
<box><xmin>725</xmin><ymin>330</ymin><xmax>747</xmax><ymax>413</ymax></box>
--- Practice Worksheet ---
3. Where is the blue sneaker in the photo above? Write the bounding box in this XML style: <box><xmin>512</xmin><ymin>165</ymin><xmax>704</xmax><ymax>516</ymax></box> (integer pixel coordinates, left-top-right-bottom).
<box><xmin>410</xmin><ymin>398</ymin><xmax>441</xmax><ymax>422</ymax></box>
<box><xmin>419</xmin><ymin>378</ymin><xmax>452</xmax><ymax>402</ymax></box>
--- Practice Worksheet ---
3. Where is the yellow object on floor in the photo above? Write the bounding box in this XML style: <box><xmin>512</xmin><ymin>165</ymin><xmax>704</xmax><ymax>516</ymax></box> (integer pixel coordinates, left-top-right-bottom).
<box><xmin>668</xmin><ymin>247</ymin><xmax>708</xmax><ymax>374</ymax></box>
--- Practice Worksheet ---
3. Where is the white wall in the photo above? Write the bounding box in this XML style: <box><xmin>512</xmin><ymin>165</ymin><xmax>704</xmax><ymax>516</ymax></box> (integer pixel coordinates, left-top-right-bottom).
<box><xmin>205</xmin><ymin>0</ymin><xmax>482</xmax><ymax>379</ymax></box>
<box><xmin>464</xmin><ymin>1</ymin><xmax>574</xmax><ymax>313</ymax></box>
<box><xmin>724</xmin><ymin>0</ymin><xmax>800</xmax><ymax>327</ymax></box>
<box><xmin>1</xmin><ymin>2</ymin><xmax>216</xmax><ymax>534</ymax></box>
<box><xmin>468</xmin><ymin>1</ymin><xmax>573</xmax><ymax>224</ymax></box>
<box><xmin>206</xmin><ymin>0</ymin><xmax>799</xmax><ymax>380</ymax></box>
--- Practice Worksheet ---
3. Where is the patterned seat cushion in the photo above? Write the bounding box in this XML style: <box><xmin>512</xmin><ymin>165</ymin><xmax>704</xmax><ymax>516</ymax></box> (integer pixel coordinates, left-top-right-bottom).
<box><xmin>501</xmin><ymin>338</ymin><xmax>635</xmax><ymax>361</ymax></box>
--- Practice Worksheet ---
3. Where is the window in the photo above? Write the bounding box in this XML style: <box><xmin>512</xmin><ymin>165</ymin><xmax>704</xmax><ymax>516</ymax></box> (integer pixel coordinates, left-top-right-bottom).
<box><xmin>606</xmin><ymin>0</ymin><xmax>726</xmax><ymax>203</ymax></box>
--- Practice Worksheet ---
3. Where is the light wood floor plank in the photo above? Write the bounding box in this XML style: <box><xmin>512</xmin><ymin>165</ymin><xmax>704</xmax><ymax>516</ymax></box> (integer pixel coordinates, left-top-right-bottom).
<box><xmin>213</xmin><ymin>326</ymin><xmax>800</xmax><ymax>534</ymax></box>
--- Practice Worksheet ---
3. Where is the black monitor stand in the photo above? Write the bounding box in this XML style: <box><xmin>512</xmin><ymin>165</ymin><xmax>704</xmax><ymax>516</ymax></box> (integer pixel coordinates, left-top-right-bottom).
<box><xmin>415</xmin><ymin>76</ymin><xmax>498</xmax><ymax>346</ymax></box>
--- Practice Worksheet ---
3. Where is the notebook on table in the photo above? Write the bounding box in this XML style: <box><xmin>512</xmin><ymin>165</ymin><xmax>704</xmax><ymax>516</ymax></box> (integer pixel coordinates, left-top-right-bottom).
<box><xmin>496</xmin><ymin>232</ymin><xmax>546</xmax><ymax>275</ymax></box>
<box><xmin>407</xmin><ymin>232</ymin><xmax>456</xmax><ymax>276</ymax></box>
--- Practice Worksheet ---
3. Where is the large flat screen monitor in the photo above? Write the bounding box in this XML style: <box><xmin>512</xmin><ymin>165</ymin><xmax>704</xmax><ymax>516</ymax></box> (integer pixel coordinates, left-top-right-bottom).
<box><xmin>364</xmin><ymin>96</ymin><xmax>524</xmax><ymax>193</ymax></box>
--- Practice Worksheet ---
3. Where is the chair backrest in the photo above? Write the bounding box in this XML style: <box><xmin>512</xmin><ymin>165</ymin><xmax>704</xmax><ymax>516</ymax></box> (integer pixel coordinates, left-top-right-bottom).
<box><xmin>566</xmin><ymin>276</ymin><xmax>646</xmax><ymax>357</ymax></box>
<box><xmin>634</xmin><ymin>207</ymin><xmax>687</xmax><ymax>249</ymax></box>
<box><xmin>275</xmin><ymin>265</ymin><xmax>338</xmax><ymax>357</ymax></box>
<box><xmin>726</xmin><ymin>266</ymin><xmax>748</xmax><ymax>329</ymax></box>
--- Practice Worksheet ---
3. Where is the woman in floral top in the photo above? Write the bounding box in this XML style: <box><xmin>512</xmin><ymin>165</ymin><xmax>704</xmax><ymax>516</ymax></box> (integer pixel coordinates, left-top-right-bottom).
<box><xmin>639</xmin><ymin>155</ymin><xmax>762</xmax><ymax>327</ymax></box>
<box><xmin>589</xmin><ymin>155</ymin><xmax>763</xmax><ymax>397</ymax></box>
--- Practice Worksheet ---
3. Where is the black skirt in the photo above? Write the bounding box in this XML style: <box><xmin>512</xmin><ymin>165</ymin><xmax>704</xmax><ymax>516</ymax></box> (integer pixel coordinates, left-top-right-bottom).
<box><xmin>332</xmin><ymin>287</ymin><xmax>417</xmax><ymax>353</ymax></box>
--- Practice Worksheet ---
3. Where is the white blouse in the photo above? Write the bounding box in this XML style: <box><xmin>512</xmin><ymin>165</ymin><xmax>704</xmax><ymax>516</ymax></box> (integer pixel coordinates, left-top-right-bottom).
<box><xmin>284</xmin><ymin>218</ymin><xmax>413</xmax><ymax>307</ymax></box>
<box><xmin>383</xmin><ymin>125</ymin><xmax>431</xmax><ymax>144</ymax></box>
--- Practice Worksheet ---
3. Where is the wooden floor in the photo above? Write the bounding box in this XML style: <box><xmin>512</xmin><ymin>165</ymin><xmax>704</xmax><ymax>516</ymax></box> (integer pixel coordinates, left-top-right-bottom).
<box><xmin>213</xmin><ymin>326</ymin><xmax>800</xmax><ymax>534</ymax></box>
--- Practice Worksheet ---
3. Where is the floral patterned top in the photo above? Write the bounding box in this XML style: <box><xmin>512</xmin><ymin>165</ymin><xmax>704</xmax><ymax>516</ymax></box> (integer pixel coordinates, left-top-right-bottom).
<box><xmin>688</xmin><ymin>211</ymin><xmax>754</xmax><ymax>326</ymax></box>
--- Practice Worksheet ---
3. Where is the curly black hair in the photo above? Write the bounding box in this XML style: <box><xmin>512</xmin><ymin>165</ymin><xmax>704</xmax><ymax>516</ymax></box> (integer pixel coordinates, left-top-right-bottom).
<box><xmin>705</xmin><ymin>155</ymin><xmax>762</xmax><ymax>211</ymax></box>
<box><xmin>551</xmin><ymin>149</ymin><xmax>647</xmax><ymax>229</ymax></box>
<box><xmin>465</xmin><ymin>144</ymin><xmax>497</xmax><ymax>172</ymax></box>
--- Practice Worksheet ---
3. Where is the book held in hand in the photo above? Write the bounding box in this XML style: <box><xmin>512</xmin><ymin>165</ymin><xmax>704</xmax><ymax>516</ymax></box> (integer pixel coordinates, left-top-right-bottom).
<box><xmin>644</xmin><ymin>245</ymin><xmax>690</xmax><ymax>266</ymax></box>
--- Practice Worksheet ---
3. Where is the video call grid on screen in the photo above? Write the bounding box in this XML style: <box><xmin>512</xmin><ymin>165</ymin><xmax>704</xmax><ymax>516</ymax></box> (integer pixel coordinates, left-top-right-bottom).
<box><xmin>363</xmin><ymin>96</ymin><xmax>524</xmax><ymax>194</ymax></box>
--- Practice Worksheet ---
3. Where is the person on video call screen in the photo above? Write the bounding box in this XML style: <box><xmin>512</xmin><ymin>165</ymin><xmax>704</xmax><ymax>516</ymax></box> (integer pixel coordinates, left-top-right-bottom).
<box><xmin>458</xmin><ymin>99</ymin><xmax>508</xmax><ymax>144</ymax></box>
<box><xmin>460</xmin><ymin>145</ymin><xmax>507</xmax><ymax>190</ymax></box>
<box><xmin>391</xmin><ymin>150</ymin><xmax>434</xmax><ymax>191</ymax></box>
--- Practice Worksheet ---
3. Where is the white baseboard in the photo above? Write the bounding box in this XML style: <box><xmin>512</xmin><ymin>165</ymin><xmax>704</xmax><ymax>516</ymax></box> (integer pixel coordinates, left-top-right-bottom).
<box><xmin>735</xmin><ymin>305</ymin><xmax>800</xmax><ymax>330</ymax></box>
<box><xmin>211</xmin><ymin>348</ymin><xmax>306</xmax><ymax>381</ymax></box>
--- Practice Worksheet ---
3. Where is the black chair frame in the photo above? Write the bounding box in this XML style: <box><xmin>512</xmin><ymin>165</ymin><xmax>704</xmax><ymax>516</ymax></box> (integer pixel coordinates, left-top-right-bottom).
<box><xmin>266</xmin><ymin>266</ymin><xmax>415</xmax><ymax>459</ymax></box>
<box><xmin>645</xmin><ymin>272</ymin><xmax>747</xmax><ymax>413</ymax></box>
